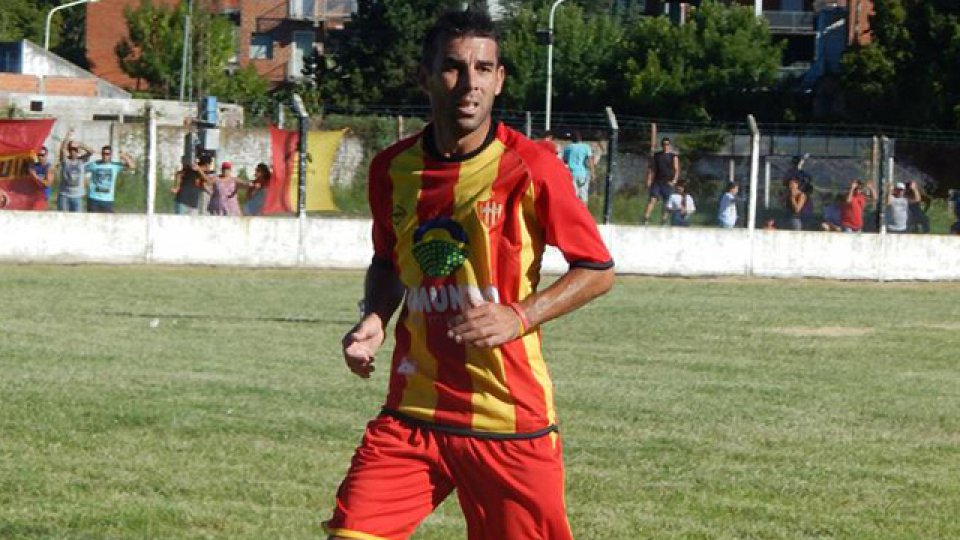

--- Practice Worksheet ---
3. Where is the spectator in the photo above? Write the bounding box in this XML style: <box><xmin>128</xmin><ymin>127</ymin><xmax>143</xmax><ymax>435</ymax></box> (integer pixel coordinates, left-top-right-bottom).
<box><xmin>905</xmin><ymin>180</ymin><xmax>930</xmax><ymax>233</ymax></box>
<box><xmin>562</xmin><ymin>131</ymin><xmax>593</xmax><ymax>203</ymax></box>
<box><xmin>717</xmin><ymin>182</ymin><xmax>738</xmax><ymax>229</ymax></box>
<box><xmin>840</xmin><ymin>179</ymin><xmax>874</xmax><ymax>232</ymax></box>
<box><xmin>821</xmin><ymin>193</ymin><xmax>844</xmax><ymax>232</ymax></box>
<box><xmin>885</xmin><ymin>181</ymin><xmax>917</xmax><ymax>233</ymax></box>
<box><xmin>171</xmin><ymin>156</ymin><xmax>207</xmax><ymax>215</ymax></box>
<box><xmin>196</xmin><ymin>154</ymin><xmax>216</xmax><ymax>215</ymax></box>
<box><xmin>243</xmin><ymin>162</ymin><xmax>271</xmax><ymax>216</ymax></box>
<box><xmin>84</xmin><ymin>145</ymin><xmax>134</xmax><ymax>213</ymax></box>
<box><xmin>950</xmin><ymin>189</ymin><xmax>960</xmax><ymax>235</ymax></box>
<box><xmin>28</xmin><ymin>146</ymin><xmax>54</xmax><ymax>205</ymax></box>
<box><xmin>55</xmin><ymin>129</ymin><xmax>93</xmax><ymax>212</ymax></box>
<box><xmin>536</xmin><ymin>130</ymin><xmax>560</xmax><ymax>158</ymax></box>
<box><xmin>643</xmin><ymin>137</ymin><xmax>679</xmax><ymax>225</ymax></box>
<box><xmin>665</xmin><ymin>181</ymin><xmax>695</xmax><ymax>227</ymax></box>
<box><xmin>207</xmin><ymin>161</ymin><xmax>241</xmax><ymax>216</ymax></box>
<box><xmin>783</xmin><ymin>176</ymin><xmax>808</xmax><ymax>230</ymax></box>
<box><xmin>785</xmin><ymin>154</ymin><xmax>813</xmax><ymax>194</ymax></box>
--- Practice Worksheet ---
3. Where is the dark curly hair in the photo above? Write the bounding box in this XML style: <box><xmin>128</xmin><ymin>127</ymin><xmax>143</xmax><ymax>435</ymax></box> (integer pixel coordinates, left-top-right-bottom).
<box><xmin>420</xmin><ymin>9</ymin><xmax>500</xmax><ymax>70</ymax></box>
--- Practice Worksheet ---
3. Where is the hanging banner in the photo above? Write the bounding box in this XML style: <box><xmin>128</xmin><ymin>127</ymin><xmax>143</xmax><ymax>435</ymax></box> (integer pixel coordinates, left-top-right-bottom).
<box><xmin>265</xmin><ymin>126</ymin><xmax>345</xmax><ymax>215</ymax></box>
<box><xmin>0</xmin><ymin>119</ymin><xmax>55</xmax><ymax>211</ymax></box>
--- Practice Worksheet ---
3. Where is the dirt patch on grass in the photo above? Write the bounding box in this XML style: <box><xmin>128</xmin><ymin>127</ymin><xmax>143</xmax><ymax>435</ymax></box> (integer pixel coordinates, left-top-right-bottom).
<box><xmin>773</xmin><ymin>326</ymin><xmax>874</xmax><ymax>337</ymax></box>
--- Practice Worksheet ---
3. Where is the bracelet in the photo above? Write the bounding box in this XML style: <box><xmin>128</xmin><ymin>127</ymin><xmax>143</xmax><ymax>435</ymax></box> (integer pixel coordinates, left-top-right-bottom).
<box><xmin>506</xmin><ymin>302</ymin><xmax>531</xmax><ymax>338</ymax></box>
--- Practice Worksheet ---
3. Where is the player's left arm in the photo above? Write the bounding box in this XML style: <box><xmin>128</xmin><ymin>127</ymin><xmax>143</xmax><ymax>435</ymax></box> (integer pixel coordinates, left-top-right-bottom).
<box><xmin>447</xmin><ymin>266</ymin><xmax>613</xmax><ymax>349</ymax></box>
<box><xmin>449</xmin><ymin>150</ymin><xmax>614</xmax><ymax>349</ymax></box>
<box><xmin>671</xmin><ymin>154</ymin><xmax>680</xmax><ymax>184</ymax></box>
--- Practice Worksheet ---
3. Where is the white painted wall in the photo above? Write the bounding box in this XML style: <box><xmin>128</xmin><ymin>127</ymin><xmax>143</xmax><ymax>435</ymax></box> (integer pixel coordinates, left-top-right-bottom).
<box><xmin>2</xmin><ymin>211</ymin><xmax>958</xmax><ymax>281</ymax></box>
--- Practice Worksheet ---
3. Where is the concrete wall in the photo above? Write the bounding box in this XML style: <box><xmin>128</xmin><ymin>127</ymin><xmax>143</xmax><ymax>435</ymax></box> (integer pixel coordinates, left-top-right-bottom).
<box><xmin>0</xmin><ymin>94</ymin><xmax>244</xmax><ymax>128</ymax></box>
<box><xmin>1</xmin><ymin>211</ymin><xmax>958</xmax><ymax>281</ymax></box>
<box><xmin>29</xmin><ymin>121</ymin><xmax>368</xmax><ymax>189</ymax></box>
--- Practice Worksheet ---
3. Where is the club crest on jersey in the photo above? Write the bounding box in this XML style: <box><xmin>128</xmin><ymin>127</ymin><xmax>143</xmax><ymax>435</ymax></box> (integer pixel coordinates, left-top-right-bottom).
<box><xmin>475</xmin><ymin>199</ymin><xmax>504</xmax><ymax>229</ymax></box>
<box><xmin>412</xmin><ymin>217</ymin><xmax>469</xmax><ymax>277</ymax></box>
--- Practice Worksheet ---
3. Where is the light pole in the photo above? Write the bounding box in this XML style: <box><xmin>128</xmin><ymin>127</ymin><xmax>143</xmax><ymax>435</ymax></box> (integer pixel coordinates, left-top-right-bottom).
<box><xmin>45</xmin><ymin>0</ymin><xmax>99</xmax><ymax>51</ymax></box>
<box><xmin>544</xmin><ymin>0</ymin><xmax>566</xmax><ymax>132</ymax></box>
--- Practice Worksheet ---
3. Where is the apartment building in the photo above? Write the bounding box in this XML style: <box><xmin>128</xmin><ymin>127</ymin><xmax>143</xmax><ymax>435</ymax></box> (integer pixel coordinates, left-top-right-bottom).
<box><xmin>85</xmin><ymin>0</ymin><xmax>355</xmax><ymax>91</ymax></box>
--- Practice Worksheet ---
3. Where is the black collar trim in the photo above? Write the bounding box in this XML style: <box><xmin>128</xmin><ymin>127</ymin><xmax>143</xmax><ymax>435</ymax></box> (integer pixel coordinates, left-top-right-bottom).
<box><xmin>422</xmin><ymin>121</ymin><xmax>498</xmax><ymax>163</ymax></box>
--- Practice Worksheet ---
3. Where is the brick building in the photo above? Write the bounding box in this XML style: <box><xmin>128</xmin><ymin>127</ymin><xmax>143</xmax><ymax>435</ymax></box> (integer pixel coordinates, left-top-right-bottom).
<box><xmin>85</xmin><ymin>0</ymin><xmax>355</xmax><ymax>92</ymax></box>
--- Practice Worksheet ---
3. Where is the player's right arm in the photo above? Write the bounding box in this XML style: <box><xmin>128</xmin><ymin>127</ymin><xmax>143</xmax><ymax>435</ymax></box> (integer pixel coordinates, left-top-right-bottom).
<box><xmin>341</xmin><ymin>262</ymin><xmax>405</xmax><ymax>378</ymax></box>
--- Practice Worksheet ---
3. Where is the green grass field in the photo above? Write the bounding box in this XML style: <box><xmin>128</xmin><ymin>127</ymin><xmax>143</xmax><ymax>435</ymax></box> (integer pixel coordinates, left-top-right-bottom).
<box><xmin>1</xmin><ymin>265</ymin><xmax>959</xmax><ymax>539</ymax></box>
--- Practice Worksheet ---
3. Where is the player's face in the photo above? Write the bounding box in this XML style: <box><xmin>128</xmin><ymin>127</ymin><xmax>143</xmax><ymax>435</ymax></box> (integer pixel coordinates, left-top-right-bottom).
<box><xmin>420</xmin><ymin>36</ymin><xmax>504</xmax><ymax>147</ymax></box>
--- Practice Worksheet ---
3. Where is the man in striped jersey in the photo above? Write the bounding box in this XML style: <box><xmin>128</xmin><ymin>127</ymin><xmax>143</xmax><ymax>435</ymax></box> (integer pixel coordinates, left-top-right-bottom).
<box><xmin>324</xmin><ymin>9</ymin><xmax>615</xmax><ymax>540</ymax></box>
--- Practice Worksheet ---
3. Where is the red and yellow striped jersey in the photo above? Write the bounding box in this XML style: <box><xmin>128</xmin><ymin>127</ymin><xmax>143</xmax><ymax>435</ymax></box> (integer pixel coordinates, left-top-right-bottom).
<box><xmin>370</xmin><ymin>122</ymin><xmax>613</xmax><ymax>437</ymax></box>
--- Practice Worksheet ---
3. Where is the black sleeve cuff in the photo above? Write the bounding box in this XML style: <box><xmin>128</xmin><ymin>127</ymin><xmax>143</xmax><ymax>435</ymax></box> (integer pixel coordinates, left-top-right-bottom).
<box><xmin>570</xmin><ymin>259</ymin><xmax>615</xmax><ymax>270</ymax></box>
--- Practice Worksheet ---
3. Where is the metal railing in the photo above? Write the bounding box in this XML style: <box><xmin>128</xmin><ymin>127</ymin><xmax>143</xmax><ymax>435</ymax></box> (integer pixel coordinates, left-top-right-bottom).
<box><xmin>288</xmin><ymin>0</ymin><xmax>356</xmax><ymax>20</ymax></box>
<box><xmin>763</xmin><ymin>10</ymin><xmax>817</xmax><ymax>33</ymax></box>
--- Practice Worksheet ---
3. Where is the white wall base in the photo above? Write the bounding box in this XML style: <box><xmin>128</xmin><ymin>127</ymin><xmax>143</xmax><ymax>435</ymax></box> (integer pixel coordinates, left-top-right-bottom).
<box><xmin>2</xmin><ymin>212</ymin><xmax>958</xmax><ymax>281</ymax></box>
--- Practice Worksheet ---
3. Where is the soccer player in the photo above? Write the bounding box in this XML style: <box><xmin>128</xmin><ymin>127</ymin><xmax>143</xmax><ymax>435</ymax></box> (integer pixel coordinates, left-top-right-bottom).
<box><xmin>323</xmin><ymin>9</ymin><xmax>615</xmax><ymax>540</ymax></box>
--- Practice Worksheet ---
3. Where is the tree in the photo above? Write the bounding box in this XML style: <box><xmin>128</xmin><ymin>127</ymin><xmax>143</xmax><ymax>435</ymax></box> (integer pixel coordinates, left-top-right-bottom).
<box><xmin>612</xmin><ymin>0</ymin><xmax>781</xmax><ymax>120</ymax></box>
<box><xmin>841</xmin><ymin>0</ymin><xmax>960</xmax><ymax>128</ymax></box>
<box><xmin>499</xmin><ymin>3</ymin><xmax>623</xmax><ymax>112</ymax></box>
<box><xmin>116</xmin><ymin>0</ymin><xmax>236</xmax><ymax>100</ymax></box>
<box><xmin>0</xmin><ymin>0</ymin><xmax>85</xmax><ymax>66</ymax></box>
<box><xmin>310</xmin><ymin>0</ymin><xmax>463</xmax><ymax>109</ymax></box>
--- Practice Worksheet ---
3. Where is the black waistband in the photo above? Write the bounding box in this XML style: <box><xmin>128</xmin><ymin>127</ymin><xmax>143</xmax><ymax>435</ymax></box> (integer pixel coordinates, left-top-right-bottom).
<box><xmin>380</xmin><ymin>408</ymin><xmax>559</xmax><ymax>440</ymax></box>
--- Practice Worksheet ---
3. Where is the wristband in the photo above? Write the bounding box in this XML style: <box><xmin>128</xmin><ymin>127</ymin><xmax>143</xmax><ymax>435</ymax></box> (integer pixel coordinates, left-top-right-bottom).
<box><xmin>506</xmin><ymin>302</ymin><xmax>531</xmax><ymax>338</ymax></box>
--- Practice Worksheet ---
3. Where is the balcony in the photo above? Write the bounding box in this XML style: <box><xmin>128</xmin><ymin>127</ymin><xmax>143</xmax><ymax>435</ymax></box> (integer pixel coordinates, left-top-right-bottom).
<box><xmin>288</xmin><ymin>0</ymin><xmax>356</xmax><ymax>21</ymax></box>
<box><xmin>763</xmin><ymin>10</ymin><xmax>817</xmax><ymax>34</ymax></box>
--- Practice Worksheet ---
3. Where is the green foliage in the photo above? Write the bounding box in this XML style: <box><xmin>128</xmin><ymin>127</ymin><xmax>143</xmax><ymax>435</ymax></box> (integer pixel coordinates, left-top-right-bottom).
<box><xmin>116</xmin><ymin>0</ymin><xmax>255</xmax><ymax>106</ymax></box>
<box><xmin>116</xmin><ymin>1</ymin><xmax>186</xmax><ymax>98</ymax></box>
<box><xmin>0</xmin><ymin>0</ymin><xmax>53</xmax><ymax>43</ymax></box>
<box><xmin>311</xmin><ymin>0</ymin><xmax>462</xmax><ymax>109</ymax></box>
<box><xmin>840</xmin><ymin>0</ymin><xmax>960</xmax><ymax>128</ymax></box>
<box><xmin>551</xmin><ymin>6</ymin><xmax>624</xmax><ymax>111</ymax></box>
<box><xmin>498</xmin><ymin>7</ymin><xmax>543</xmax><ymax>109</ymax></box>
<box><xmin>208</xmin><ymin>64</ymin><xmax>273</xmax><ymax>120</ymax></box>
<box><xmin>499</xmin><ymin>3</ymin><xmax>625</xmax><ymax>112</ymax></box>
<box><xmin>613</xmin><ymin>0</ymin><xmax>781</xmax><ymax>121</ymax></box>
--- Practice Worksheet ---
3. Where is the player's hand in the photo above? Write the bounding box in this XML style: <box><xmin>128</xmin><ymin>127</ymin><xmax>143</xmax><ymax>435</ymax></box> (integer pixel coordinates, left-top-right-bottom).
<box><xmin>342</xmin><ymin>314</ymin><xmax>385</xmax><ymax>378</ymax></box>
<box><xmin>447</xmin><ymin>295</ymin><xmax>523</xmax><ymax>348</ymax></box>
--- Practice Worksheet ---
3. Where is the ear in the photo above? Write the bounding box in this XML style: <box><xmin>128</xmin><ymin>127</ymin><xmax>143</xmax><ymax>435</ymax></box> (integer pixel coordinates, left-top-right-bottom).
<box><xmin>494</xmin><ymin>63</ymin><xmax>505</xmax><ymax>97</ymax></box>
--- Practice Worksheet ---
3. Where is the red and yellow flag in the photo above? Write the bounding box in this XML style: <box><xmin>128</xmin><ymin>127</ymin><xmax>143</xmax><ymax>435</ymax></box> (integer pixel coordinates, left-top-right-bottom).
<box><xmin>0</xmin><ymin>119</ymin><xmax>54</xmax><ymax>211</ymax></box>
<box><xmin>265</xmin><ymin>125</ymin><xmax>344</xmax><ymax>214</ymax></box>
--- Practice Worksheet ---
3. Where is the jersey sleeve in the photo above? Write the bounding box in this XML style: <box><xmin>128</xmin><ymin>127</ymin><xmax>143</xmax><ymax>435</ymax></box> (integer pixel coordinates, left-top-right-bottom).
<box><xmin>532</xmin><ymin>153</ymin><xmax>613</xmax><ymax>269</ymax></box>
<box><xmin>368</xmin><ymin>153</ymin><xmax>396</xmax><ymax>270</ymax></box>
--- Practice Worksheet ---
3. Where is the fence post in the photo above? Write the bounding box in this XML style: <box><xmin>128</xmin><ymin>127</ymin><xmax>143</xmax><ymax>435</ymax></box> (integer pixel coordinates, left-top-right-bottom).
<box><xmin>602</xmin><ymin>107</ymin><xmax>619</xmax><ymax>225</ymax></box>
<box><xmin>145</xmin><ymin>105</ymin><xmax>158</xmax><ymax>262</ymax></box>
<box><xmin>747</xmin><ymin>115</ymin><xmax>760</xmax><ymax>232</ymax></box>
<box><xmin>525</xmin><ymin>111</ymin><xmax>532</xmax><ymax>138</ymax></box>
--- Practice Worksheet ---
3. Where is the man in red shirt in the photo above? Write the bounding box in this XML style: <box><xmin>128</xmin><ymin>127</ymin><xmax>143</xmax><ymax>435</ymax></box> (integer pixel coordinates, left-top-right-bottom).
<box><xmin>840</xmin><ymin>179</ymin><xmax>875</xmax><ymax>232</ymax></box>
<box><xmin>323</xmin><ymin>9</ymin><xmax>615</xmax><ymax>540</ymax></box>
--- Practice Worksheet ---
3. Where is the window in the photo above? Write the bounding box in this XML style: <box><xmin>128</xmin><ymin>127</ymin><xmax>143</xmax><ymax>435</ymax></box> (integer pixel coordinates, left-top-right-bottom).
<box><xmin>250</xmin><ymin>34</ymin><xmax>273</xmax><ymax>60</ymax></box>
<box><xmin>289</xmin><ymin>31</ymin><xmax>314</xmax><ymax>78</ymax></box>
<box><xmin>289</xmin><ymin>0</ymin><xmax>315</xmax><ymax>18</ymax></box>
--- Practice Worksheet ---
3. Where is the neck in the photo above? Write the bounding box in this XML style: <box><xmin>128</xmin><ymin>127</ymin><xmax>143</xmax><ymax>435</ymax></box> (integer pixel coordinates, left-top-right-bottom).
<box><xmin>431</xmin><ymin>118</ymin><xmax>492</xmax><ymax>158</ymax></box>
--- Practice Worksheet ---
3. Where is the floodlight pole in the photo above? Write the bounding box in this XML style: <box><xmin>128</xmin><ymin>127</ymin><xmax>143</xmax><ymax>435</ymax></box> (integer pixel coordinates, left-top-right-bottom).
<box><xmin>45</xmin><ymin>0</ymin><xmax>99</xmax><ymax>51</ymax></box>
<box><xmin>179</xmin><ymin>0</ymin><xmax>193</xmax><ymax>102</ymax></box>
<box><xmin>544</xmin><ymin>0</ymin><xmax>566</xmax><ymax>132</ymax></box>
